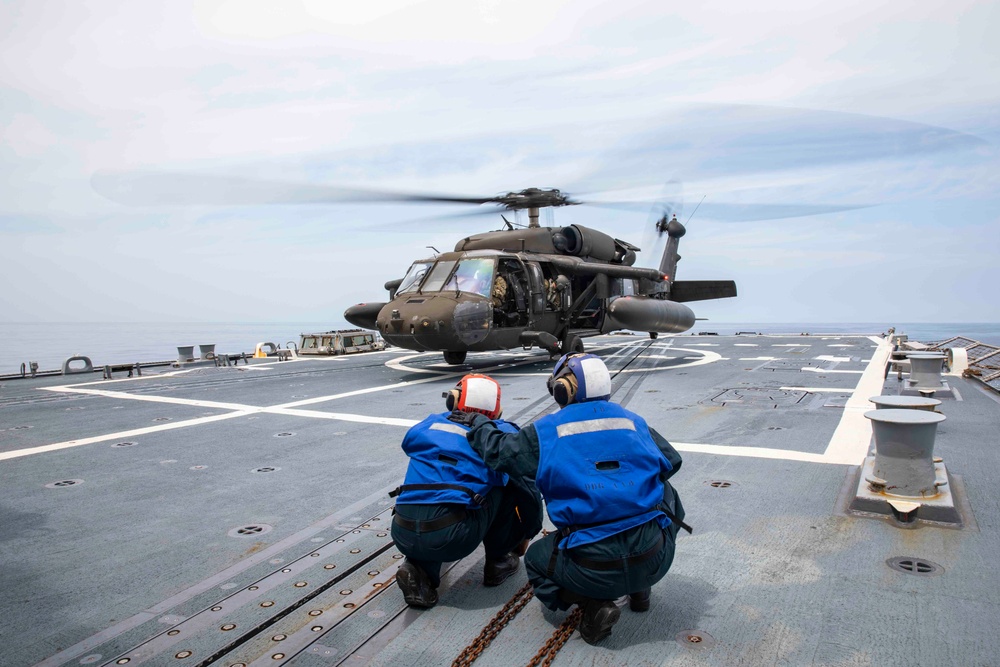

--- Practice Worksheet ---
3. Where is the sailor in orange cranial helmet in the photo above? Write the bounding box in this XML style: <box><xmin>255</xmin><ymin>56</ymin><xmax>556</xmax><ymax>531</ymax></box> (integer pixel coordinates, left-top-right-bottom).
<box><xmin>389</xmin><ymin>374</ymin><xmax>543</xmax><ymax>609</ymax></box>
<box><xmin>464</xmin><ymin>353</ymin><xmax>690</xmax><ymax>645</ymax></box>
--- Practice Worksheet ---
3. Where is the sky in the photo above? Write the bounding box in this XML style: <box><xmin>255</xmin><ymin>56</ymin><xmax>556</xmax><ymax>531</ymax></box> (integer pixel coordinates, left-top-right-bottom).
<box><xmin>1</xmin><ymin>0</ymin><xmax>998</xmax><ymax>326</ymax></box>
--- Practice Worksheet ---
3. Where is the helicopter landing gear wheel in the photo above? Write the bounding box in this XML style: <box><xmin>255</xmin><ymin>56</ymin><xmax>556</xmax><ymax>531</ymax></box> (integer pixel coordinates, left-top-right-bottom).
<box><xmin>649</xmin><ymin>332</ymin><xmax>658</xmax><ymax>340</ymax></box>
<box><xmin>443</xmin><ymin>350</ymin><xmax>467</xmax><ymax>365</ymax></box>
<box><xmin>561</xmin><ymin>334</ymin><xmax>584</xmax><ymax>356</ymax></box>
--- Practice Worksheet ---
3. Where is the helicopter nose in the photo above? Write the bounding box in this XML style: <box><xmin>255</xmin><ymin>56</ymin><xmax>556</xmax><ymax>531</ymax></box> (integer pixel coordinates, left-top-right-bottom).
<box><xmin>377</xmin><ymin>295</ymin><xmax>492</xmax><ymax>350</ymax></box>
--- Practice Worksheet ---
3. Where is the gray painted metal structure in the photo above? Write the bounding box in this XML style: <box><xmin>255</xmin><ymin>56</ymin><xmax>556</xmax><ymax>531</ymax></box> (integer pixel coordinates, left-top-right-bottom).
<box><xmin>2</xmin><ymin>330</ymin><xmax>999</xmax><ymax>666</ymax></box>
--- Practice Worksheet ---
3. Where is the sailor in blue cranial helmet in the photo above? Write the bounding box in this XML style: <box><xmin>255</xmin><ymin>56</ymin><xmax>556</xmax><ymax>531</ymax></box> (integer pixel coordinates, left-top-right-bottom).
<box><xmin>389</xmin><ymin>374</ymin><xmax>543</xmax><ymax>610</ymax></box>
<box><xmin>464</xmin><ymin>352</ymin><xmax>689</xmax><ymax>645</ymax></box>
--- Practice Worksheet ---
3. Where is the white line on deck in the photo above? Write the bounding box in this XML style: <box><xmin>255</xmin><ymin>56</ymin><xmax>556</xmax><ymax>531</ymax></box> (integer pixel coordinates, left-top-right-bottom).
<box><xmin>10</xmin><ymin>337</ymin><xmax>891</xmax><ymax>466</ymax></box>
<box><xmin>821</xmin><ymin>335</ymin><xmax>892</xmax><ymax>464</ymax></box>
<box><xmin>0</xmin><ymin>411</ymin><xmax>257</xmax><ymax>461</ymax></box>
<box><xmin>780</xmin><ymin>387</ymin><xmax>853</xmax><ymax>393</ymax></box>
<box><xmin>801</xmin><ymin>367</ymin><xmax>864</xmax><ymax>374</ymax></box>
<box><xmin>673</xmin><ymin>442</ymin><xmax>829</xmax><ymax>463</ymax></box>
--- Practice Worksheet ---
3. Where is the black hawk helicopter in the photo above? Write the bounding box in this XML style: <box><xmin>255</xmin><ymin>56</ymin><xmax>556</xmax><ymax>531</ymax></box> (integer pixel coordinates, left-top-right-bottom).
<box><xmin>90</xmin><ymin>171</ymin><xmax>738</xmax><ymax>365</ymax></box>
<box><xmin>343</xmin><ymin>186</ymin><xmax>737</xmax><ymax>364</ymax></box>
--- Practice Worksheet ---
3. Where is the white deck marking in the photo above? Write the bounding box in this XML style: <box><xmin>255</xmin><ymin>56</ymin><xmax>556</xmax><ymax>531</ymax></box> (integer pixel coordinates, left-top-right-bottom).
<box><xmin>271</xmin><ymin>407</ymin><xmax>418</xmax><ymax>428</ymax></box>
<box><xmin>815</xmin><ymin>355</ymin><xmax>852</xmax><ymax>362</ymax></box>
<box><xmin>773</xmin><ymin>343</ymin><xmax>811</xmax><ymax>347</ymax></box>
<box><xmin>386</xmin><ymin>345</ymin><xmax>721</xmax><ymax>378</ymax></box>
<box><xmin>40</xmin><ymin>385</ymin><xmax>263</xmax><ymax>411</ymax></box>
<box><xmin>780</xmin><ymin>386</ymin><xmax>853</xmax><ymax>393</ymax></box>
<box><xmin>673</xmin><ymin>442</ymin><xmax>829</xmax><ymax>464</ymax></box>
<box><xmin>821</xmin><ymin>336</ymin><xmax>892</xmax><ymax>464</ymax></box>
<box><xmin>801</xmin><ymin>367</ymin><xmax>864</xmax><ymax>374</ymax></box>
<box><xmin>739</xmin><ymin>356</ymin><xmax>778</xmax><ymax>361</ymax></box>
<box><xmin>0</xmin><ymin>411</ymin><xmax>257</xmax><ymax>461</ymax></box>
<box><xmin>12</xmin><ymin>336</ymin><xmax>893</xmax><ymax>466</ymax></box>
<box><xmin>734</xmin><ymin>343</ymin><xmax>759</xmax><ymax>347</ymax></box>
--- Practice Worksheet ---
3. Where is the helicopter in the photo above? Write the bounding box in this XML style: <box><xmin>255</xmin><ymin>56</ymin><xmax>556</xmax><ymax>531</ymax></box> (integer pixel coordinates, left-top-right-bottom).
<box><xmin>343</xmin><ymin>186</ymin><xmax>737</xmax><ymax>364</ymax></box>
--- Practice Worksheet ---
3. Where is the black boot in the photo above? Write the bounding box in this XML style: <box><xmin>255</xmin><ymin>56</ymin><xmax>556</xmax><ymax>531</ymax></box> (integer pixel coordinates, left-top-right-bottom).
<box><xmin>483</xmin><ymin>552</ymin><xmax>520</xmax><ymax>586</ymax></box>
<box><xmin>628</xmin><ymin>588</ymin><xmax>651</xmax><ymax>612</ymax></box>
<box><xmin>578</xmin><ymin>598</ymin><xmax>621</xmax><ymax>645</ymax></box>
<box><xmin>396</xmin><ymin>560</ymin><xmax>438</xmax><ymax>608</ymax></box>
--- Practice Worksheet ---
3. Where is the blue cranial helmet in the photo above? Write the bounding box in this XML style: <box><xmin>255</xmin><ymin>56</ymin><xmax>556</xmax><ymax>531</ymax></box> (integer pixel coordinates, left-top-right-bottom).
<box><xmin>546</xmin><ymin>353</ymin><xmax>612</xmax><ymax>406</ymax></box>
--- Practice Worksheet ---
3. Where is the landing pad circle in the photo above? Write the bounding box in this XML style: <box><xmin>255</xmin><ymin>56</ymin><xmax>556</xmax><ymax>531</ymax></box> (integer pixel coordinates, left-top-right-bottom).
<box><xmin>385</xmin><ymin>343</ymin><xmax>720</xmax><ymax>376</ymax></box>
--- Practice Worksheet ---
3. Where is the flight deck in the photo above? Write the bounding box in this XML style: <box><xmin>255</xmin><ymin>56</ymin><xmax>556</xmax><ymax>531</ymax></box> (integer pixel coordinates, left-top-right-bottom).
<box><xmin>2</xmin><ymin>333</ymin><xmax>997</xmax><ymax>666</ymax></box>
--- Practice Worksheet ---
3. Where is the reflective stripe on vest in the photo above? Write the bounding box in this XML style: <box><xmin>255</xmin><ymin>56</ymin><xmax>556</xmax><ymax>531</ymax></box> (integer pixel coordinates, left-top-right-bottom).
<box><xmin>555</xmin><ymin>417</ymin><xmax>636</xmax><ymax>437</ymax></box>
<box><xmin>398</xmin><ymin>413</ymin><xmax>509</xmax><ymax>507</ymax></box>
<box><xmin>429</xmin><ymin>422</ymin><xmax>469</xmax><ymax>436</ymax></box>
<box><xmin>535</xmin><ymin>401</ymin><xmax>670</xmax><ymax>549</ymax></box>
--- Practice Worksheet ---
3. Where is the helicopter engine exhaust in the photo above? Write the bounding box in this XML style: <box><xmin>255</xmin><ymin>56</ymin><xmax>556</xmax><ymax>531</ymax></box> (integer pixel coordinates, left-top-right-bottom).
<box><xmin>606</xmin><ymin>295</ymin><xmax>696</xmax><ymax>334</ymax></box>
<box><xmin>553</xmin><ymin>225</ymin><xmax>618</xmax><ymax>262</ymax></box>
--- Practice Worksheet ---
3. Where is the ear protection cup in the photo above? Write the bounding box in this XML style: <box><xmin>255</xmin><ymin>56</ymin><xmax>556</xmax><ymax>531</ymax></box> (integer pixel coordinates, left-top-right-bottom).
<box><xmin>444</xmin><ymin>388</ymin><xmax>461</xmax><ymax>412</ymax></box>
<box><xmin>551</xmin><ymin>373</ymin><xmax>578</xmax><ymax>407</ymax></box>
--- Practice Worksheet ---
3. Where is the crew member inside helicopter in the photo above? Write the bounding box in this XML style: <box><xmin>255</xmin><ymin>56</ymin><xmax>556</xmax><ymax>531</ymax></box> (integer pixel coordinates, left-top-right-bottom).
<box><xmin>389</xmin><ymin>374</ymin><xmax>543</xmax><ymax>609</ymax></box>
<box><xmin>457</xmin><ymin>353</ymin><xmax>689</xmax><ymax>644</ymax></box>
<box><xmin>491</xmin><ymin>259</ymin><xmax>529</xmax><ymax>327</ymax></box>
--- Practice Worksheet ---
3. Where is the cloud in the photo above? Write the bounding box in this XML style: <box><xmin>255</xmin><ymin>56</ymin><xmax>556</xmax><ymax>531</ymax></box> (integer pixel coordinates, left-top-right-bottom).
<box><xmin>0</xmin><ymin>0</ymin><xmax>998</xmax><ymax>324</ymax></box>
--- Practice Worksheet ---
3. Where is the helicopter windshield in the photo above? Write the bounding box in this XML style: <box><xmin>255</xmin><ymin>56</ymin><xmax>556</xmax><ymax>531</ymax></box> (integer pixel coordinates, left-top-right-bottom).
<box><xmin>419</xmin><ymin>260</ymin><xmax>458</xmax><ymax>292</ymax></box>
<box><xmin>396</xmin><ymin>261</ymin><xmax>433</xmax><ymax>295</ymax></box>
<box><xmin>443</xmin><ymin>257</ymin><xmax>495</xmax><ymax>298</ymax></box>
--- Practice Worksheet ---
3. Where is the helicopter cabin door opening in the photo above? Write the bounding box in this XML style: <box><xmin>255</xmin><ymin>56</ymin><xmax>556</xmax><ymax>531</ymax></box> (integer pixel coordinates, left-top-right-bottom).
<box><xmin>491</xmin><ymin>257</ymin><xmax>530</xmax><ymax>328</ymax></box>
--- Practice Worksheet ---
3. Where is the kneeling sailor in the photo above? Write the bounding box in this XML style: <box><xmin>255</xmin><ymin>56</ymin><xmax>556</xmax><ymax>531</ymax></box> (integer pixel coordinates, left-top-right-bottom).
<box><xmin>390</xmin><ymin>373</ymin><xmax>543</xmax><ymax>608</ymax></box>
<box><xmin>465</xmin><ymin>353</ymin><xmax>689</xmax><ymax>644</ymax></box>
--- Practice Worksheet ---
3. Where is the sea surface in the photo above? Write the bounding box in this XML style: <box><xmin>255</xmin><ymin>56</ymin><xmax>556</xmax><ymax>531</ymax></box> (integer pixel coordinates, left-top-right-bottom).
<box><xmin>1</xmin><ymin>321</ymin><xmax>998</xmax><ymax>376</ymax></box>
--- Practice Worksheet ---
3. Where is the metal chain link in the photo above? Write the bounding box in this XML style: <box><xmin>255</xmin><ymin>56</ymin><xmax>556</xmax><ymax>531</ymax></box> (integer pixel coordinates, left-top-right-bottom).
<box><xmin>452</xmin><ymin>583</ymin><xmax>583</xmax><ymax>667</ymax></box>
<box><xmin>526</xmin><ymin>607</ymin><xmax>582</xmax><ymax>667</ymax></box>
<box><xmin>452</xmin><ymin>583</ymin><xmax>534</xmax><ymax>667</ymax></box>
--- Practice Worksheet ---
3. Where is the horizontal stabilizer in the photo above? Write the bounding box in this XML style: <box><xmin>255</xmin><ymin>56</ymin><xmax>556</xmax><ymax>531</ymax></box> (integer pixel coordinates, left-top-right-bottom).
<box><xmin>670</xmin><ymin>280</ymin><xmax>738</xmax><ymax>303</ymax></box>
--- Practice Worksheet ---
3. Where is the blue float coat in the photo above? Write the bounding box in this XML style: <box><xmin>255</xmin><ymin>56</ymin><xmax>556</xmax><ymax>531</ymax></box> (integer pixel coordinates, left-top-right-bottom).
<box><xmin>398</xmin><ymin>412</ymin><xmax>511</xmax><ymax>507</ymax></box>
<box><xmin>467</xmin><ymin>405</ymin><xmax>682</xmax><ymax>549</ymax></box>
<box><xmin>534</xmin><ymin>401</ymin><xmax>671</xmax><ymax>548</ymax></box>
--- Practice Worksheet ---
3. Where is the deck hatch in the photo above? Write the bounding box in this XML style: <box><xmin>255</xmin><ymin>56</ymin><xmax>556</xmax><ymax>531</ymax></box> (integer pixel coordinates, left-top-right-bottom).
<box><xmin>759</xmin><ymin>359</ymin><xmax>818</xmax><ymax>371</ymax></box>
<box><xmin>708</xmin><ymin>387</ymin><xmax>809</xmax><ymax>408</ymax></box>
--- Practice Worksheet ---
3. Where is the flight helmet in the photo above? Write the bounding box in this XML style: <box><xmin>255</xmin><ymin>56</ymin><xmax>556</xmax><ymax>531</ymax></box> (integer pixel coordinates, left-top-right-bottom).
<box><xmin>546</xmin><ymin>353</ymin><xmax>612</xmax><ymax>407</ymax></box>
<box><xmin>443</xmin><ymin>373</ymin><xmax>502</xmax><ymax>419</ymax></box>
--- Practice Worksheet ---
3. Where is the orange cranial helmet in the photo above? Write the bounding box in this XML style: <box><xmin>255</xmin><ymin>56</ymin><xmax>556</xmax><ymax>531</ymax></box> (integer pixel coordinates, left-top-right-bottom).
<box><xmin>443</xmin><ymin>373</ymin><xmax>502</xmax><ymax>419</ymax></box>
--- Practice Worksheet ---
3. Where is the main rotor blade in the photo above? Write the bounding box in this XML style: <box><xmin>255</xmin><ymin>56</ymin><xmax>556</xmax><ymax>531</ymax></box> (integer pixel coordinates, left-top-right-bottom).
<box><xmin>582</xmin><ymin>199</ymin><xmax>872</xmax><ymax>222</ymax></box>
<box><xmin>359</xmin><ymin>206</ymin><xmax>506</xmax><ymax>231</ymax></box>
<box><xmin>91</xmin><ymin>170</ymin><xmax>498</xmax><ymax>207</ymax></box>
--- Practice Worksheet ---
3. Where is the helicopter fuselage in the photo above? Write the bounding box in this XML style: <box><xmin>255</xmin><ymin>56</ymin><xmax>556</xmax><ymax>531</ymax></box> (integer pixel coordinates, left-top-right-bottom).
<box><xmin>344</xmin><ymin>226</ymin><xmax>707</xmax><ymax>363</ymax></box>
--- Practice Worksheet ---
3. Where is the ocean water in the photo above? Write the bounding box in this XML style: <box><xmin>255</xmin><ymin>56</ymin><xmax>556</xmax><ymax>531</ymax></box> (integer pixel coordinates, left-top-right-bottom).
<box><xmin>0</xmin><ymin>321</ymin><xmax>998</xmax><ymax>376</ymax></box>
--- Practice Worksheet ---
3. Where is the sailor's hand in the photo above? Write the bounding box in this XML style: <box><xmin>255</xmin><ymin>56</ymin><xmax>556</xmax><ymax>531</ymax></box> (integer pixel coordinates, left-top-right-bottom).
<box><xmin>447</xmin><ymin>410</ymin><xmax>486</xmax><ymax>428</ymax></box>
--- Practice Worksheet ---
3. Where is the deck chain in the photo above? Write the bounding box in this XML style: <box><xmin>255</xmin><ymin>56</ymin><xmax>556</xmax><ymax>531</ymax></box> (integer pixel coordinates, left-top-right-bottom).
<box><xmin>452</xmin><ymin>582</ymin><xmax>583</xmax><ymax>667</ymax></box>
<box><xmin>525</xmin><ymin>607</ymin><xmax>582</xmax><ymax>667</ymax></box>
<box><xmin>452</xmin><ymin>583</ymin><xmax>534</xmax><ymax>666</ymax></box>
<box><xmin>451</xmin><ymin>342</ymin><xmax>649</xmax><ymax>666</ymax></box>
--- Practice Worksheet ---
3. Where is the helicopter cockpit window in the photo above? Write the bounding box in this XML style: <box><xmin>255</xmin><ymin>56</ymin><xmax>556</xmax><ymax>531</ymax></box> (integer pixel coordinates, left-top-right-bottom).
<box><xmin>420</xmin><ymin>260</ymin><xmax>458</xmax><ymax>293</ymax></box>
<box><xmin>443</xmin><ymin>257</ymin><xmax>495</xmax><ymax>298</ymax></box>
<box><xmin>396</xmin><ymin>261</ymin><xmax>433</xmax><ymax>295</ymax></box>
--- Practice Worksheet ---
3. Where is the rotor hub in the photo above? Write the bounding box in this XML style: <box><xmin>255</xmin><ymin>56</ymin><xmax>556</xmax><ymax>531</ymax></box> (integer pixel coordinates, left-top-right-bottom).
<box><xmin>496</xmin><ymin>188</ymin><xmax>578</xmax><ymax>210</ymax></box>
